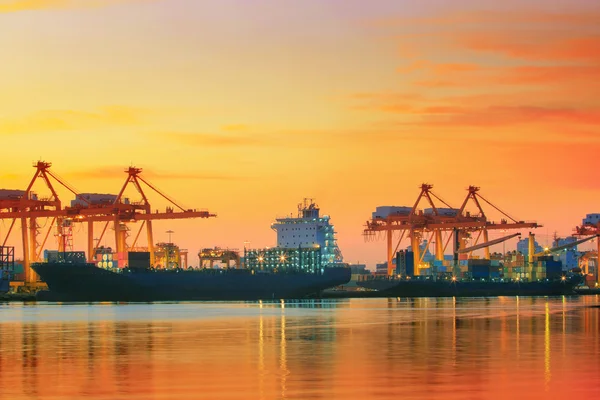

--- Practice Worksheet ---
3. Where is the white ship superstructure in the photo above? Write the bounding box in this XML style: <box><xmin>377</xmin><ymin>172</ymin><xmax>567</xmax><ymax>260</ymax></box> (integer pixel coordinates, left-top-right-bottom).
<box><xmin>271</xmin><ymin>199</ymin><xmax>343</xmax><ymax>266</ymax></box>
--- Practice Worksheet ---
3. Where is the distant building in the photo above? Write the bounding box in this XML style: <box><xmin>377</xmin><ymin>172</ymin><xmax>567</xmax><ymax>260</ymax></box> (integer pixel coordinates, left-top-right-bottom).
<box><xmin>516</xmin><ymin>238</ymin><xmax>543</xmax><ymax>257</ymax></box>
<box><xmin>555</xmin><ymin>236</ymin><xmax>580</xmax><ymax>270</ymax></box>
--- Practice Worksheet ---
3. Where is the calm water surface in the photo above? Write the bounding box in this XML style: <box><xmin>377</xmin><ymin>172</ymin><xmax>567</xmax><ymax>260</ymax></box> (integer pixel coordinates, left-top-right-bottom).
<box><xmin>0</xmin><ymin>296</ymin><xmax>599</xmax><ymax>400</ymax></box>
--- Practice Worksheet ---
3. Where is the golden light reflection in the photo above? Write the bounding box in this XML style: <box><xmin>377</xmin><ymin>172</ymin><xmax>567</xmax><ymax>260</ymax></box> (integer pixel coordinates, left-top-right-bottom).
<box><xmin>258</xmin><ymin>313</ymin><xmax>265</xmax><ymax>400</ymax></box>
<box><xmin>562</xmin><ymin>296</ymin><xmax>567</xmax><ymax>358</ymax></box>
<box><xmin>516</xmin><ymin>296</ymin><xmax>520</xmax><ymax>359</ymax></box>
<box><xmin>0</xmin><ymin>298</ymin><xmax>598</xmax><ymax>399</ymax></box>
<box><xmin>280</xmin><ymin>315</ymin><xmax>288</xmax><ymax>400</ymax></box>
<box><xmin>544</xmin><ymin>302</ymin><xmax>551</xmax><ymax>389</ymax></box>
<box><xmin>452</xmin><ymin>296</ymin><xmax>456</xmax><ymax>367</ymax></box>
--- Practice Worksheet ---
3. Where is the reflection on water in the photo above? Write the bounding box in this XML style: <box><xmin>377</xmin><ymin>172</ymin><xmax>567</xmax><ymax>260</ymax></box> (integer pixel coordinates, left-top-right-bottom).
<box><xmin>0</xmin><ymin>297</ymin><xmax>599</xmax><ymax>400</ymax></box>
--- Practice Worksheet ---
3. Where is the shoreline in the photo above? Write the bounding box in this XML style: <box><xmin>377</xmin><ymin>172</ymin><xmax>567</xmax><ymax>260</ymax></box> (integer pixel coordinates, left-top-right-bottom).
<box><xmin>1</xmin><ymin>289</ymin><xmax>598</xmax><ymax>303</ymax></box>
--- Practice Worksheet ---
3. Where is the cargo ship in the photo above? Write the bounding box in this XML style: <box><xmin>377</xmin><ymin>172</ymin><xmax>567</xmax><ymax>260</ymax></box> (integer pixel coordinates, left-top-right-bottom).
<box><xmin>354</xmin><ymin>242</ymin><xmax>585</xmax><ymax>297</ymax></box>
<box><xmin>32</xmin><ymin>262</ymin><xmax>351</xmax><ymax>301</ymax></box>
<box><xmin>32</xmin><ymin>199</ymin><xmax>351</xmax><ymax>302</ymax></box>
<box><xmin>356</xmin><ymin>275</ymin><xmax>582</xmax><ymax>297</ymax></box>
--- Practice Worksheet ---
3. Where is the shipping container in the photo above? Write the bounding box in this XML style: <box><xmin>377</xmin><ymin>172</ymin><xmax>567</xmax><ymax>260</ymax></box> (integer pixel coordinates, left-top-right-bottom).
<box><xmin>469</xmin><ymin>264</ymin><xmax>490</xmax><ymax>279</ymax></box>
<box><xmin>468</xmin><ymin>259</ymin><xmax>492</xmax><ymax>267</ymax></box>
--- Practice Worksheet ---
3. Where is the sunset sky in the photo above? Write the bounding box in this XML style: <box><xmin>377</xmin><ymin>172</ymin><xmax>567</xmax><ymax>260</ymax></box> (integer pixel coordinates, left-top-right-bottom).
<box><xmin>1</xmin><ymin>0</ymin><xmax>599</xmax><ymax>266</ymax></box>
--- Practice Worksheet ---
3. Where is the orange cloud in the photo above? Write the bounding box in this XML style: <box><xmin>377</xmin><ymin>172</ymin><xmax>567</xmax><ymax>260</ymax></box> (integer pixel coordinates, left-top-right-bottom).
<box><xmin>357</xmin><ymin>7</ymin><xmax>600</xmax><ymax>139</ymax></box>
<box><xmin>412</xmin><ymin>64</ymin><xmax>600</xmax><ymax>89</ymax></box>
<box><xmin>431</xmin><ymin>63</ymin><xmax>480</xmax><ymax>74</ymax></box>
<box><xmin>351</xmin><ymin>90</ymin><xmax>600</xmax><ymax>125</ymax></box>
<box><xmin>498</xmin><ymin>66</ymin><xmax>600</xmax><ymax>85</ymax></box>
<box><xmin>414</xmin><ymin>106</ymin><xmax>600</xmax><ymax>128</ymax></box>
<box><xmin>458</xmin><ymin>33</ymin><xmax>600</xmax><ymax>62</ymax></box>
<box><xmin>373</xmin><ymin>11</ymin><xmax>600</xmax><ymax>30</ymax></box>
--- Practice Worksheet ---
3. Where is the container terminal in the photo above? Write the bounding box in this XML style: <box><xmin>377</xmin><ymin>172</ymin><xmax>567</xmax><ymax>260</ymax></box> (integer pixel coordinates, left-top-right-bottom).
<box><xmin>1</xmin><ymin>162</ymin><xmax>599</xmax><ymax>299</ymax></box>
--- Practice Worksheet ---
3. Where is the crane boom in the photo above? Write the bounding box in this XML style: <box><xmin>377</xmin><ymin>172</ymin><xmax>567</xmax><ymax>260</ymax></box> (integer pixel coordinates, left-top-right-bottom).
<box><xmin>533</xmin><ymin>235</ymin><xmax>598</xmax><ymax>257</ymax></box>
<box><xmin>457</xmin><ymin>232</ymin><xmax>521</xmax><ymax>254</ymax></box>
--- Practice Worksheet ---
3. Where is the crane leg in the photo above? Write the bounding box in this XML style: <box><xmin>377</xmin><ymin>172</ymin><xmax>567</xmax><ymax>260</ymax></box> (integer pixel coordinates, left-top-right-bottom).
<box><xmin>88</xmin><ymin>221</ymin><xmax>94</xmax><ymax>263</ymax></box>
<box><xmin>21</xmin><ymin>217</ymin><xmax>31</xmax><ymax>284</ymax></box>
<box><xmin>528</xmin><ymin>233</ymin><xmax>535</xmax><ymax>280</ymax></box>
<box><xmin>596</xmin><ymin>239</ymin><xmax>600</xmax><ymax>285</ymax></box>
<box><xmin>411</xmin><ymin>230</ymin><xmax>421</xmax><ymax>276</ymax></box>
<box><xmin>452</xmin><ymin>229</ymin><xmax>460</xmax><ymax>277</ymax></box>
<box><xmin>482</xmin><ymin>229</ymin><xmax>490</xmax><ymax>260</ymax></box>
<box><xmin>114</xmin><ymin>218</ymin><xmax>121</xmax><ymax>265</ymax></box>
<box><xmin>29</xmin><ymin>217</ymin><xmax>37</xmax><ymax>263</ymax></box>
<box><xmin>387</xmin><ymin>228</ymin><xmax>393</xmax><ymax>276</ymax></box>
<box><xmin>435</xmin><ymin>230</ymin><xmax>444</xmax><ymax>261</ymax></box>
<box><xmin>147</xmin><ymin>220</ymin><xmax>155</xmax><ymax>267</ymax></box>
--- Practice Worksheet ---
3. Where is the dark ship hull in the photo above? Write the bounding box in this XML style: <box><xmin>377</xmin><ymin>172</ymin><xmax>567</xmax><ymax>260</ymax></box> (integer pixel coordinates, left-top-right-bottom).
<box><xmin>32</xmin><ymin>262</ymin><xmax>351</xmax><ymax>302</ymax></box>
<box><xmin>357</xmin><ymin>277</ymin><xmax>582</xmax><ymax>298</ymax></box>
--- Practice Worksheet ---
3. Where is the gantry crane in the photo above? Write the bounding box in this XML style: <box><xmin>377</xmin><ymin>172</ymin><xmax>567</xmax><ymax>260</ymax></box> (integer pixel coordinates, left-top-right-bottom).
<box><xmin>0</xmin><ymin>161</ymin><xmax>93</xmax><ymax>283</ymax></box>
<box><xmin>365</xmin><ymin>184</ymin><xmax>540</xmax><ymax>276</ymax></box>
<box><xmin>364</xmin><ymin>184</ymin><xmax>455</xmax><ymax>275</ymax></box>
<box><xmin>0</xmin><ymin>162</ymin><xmax>216</xmax><ymax>285</ymax></box>
<box><xmin>86</xmin><ymin>166</ymin><xmax>216</xmax><ymax>267</ymax></box>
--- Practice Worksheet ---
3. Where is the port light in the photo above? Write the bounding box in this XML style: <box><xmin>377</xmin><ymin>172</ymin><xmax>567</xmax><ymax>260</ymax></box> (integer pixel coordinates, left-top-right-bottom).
<box><xmin>561</xmin><ymin>276</ymin><xmax>566</xmax><ymax>281</ymax></box>
<box><xmin>451</xmin><ymin>276</ymin><xmax>457</xmax><ymax>281</ymax></box>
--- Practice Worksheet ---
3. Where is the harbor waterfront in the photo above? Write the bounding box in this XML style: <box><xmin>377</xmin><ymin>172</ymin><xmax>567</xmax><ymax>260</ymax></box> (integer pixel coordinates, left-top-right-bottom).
<box><xmin>0</xmin><ymin>296</ymin><xmax>598</xmax><ymax>400</ymax></box>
